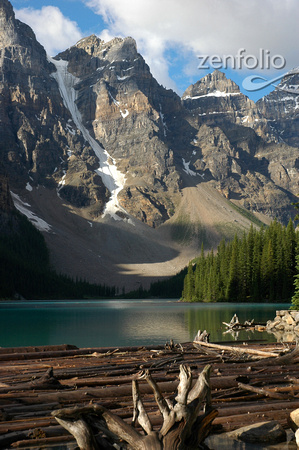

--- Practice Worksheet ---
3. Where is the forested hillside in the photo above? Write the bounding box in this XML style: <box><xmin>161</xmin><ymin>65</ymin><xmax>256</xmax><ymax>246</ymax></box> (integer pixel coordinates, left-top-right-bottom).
<box><xmin>182</xmin><ymin>220</ymin><xmax>299</xmax><ymax>303</ymax></box>
<box><xmin>0</xmin><ymin>210</ymin><xmax>115</xmax><ymax>300</ymax></box>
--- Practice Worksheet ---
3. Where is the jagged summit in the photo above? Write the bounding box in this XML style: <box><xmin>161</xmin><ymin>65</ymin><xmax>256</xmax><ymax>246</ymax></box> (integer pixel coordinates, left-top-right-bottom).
<box><xmin>74</xmin><ymin>34</ymin><xmax>137</xmax><ymax>57</ymax></box>
<box><xmin>58</xmin><ymin>34</ymin><xmax>138</xmax><ymax>64</ymax></box>
<box><xmin>182</xmin><ymin>70</ymin><xmax>241</xmax><ymax>99</ymax></box>
<box><xmin>182</xmin><ymin>69</ymin><xmax>261</xmax><ymax>131</ymax></box>
<box><xmin>0</xmin><ymin>0</ymin><xmax>47</xmax><ymax>61</ymax></box>
<box><xmin>0</xmin><ymin>0</ymin><xmax>16</xmax><ymax>46</ymax></box>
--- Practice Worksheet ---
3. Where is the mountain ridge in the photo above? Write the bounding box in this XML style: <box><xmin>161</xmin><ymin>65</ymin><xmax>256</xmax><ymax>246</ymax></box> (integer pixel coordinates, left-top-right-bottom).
<box><xmin>0</xmin><ymin>0</ymin><xmax>298</xmax><ymax>290</ymax></box>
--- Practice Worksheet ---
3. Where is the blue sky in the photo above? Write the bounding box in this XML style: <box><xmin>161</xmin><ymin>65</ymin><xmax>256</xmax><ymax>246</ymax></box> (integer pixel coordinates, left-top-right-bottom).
<box><xmin>10</xmin><ymin>0</ymin><xmax>299</xmax><ymax>101</ymax></box>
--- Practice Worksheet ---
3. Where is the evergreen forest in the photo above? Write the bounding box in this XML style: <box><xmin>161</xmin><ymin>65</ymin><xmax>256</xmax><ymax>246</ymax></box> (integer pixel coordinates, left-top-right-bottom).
<box><xmin>181</xmin><ymin>220</ymin><xmax>299</xmax><ymax>303</ymax></box>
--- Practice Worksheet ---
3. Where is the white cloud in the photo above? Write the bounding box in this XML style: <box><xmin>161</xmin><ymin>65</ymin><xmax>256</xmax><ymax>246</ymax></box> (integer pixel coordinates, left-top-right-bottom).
<box><xmin>15</xmin><ymin>6</ymin><xmax>83</xmax><ymax>56</ymax></box>
<box><xmin>84</xmin><ymin>0</ymin><xmax>299</xmax><ymax>89</ymax></box>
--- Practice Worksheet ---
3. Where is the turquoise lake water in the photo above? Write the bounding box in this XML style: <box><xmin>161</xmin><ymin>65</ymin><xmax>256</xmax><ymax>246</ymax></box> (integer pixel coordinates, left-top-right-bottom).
<box><xmin>0</xmin><ymin>300</ymin><xmax>290</xmax><ymax>348</ymax></box>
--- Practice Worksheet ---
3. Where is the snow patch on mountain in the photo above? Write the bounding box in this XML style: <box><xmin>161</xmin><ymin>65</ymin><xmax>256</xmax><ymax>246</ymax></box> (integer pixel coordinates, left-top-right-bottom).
<box><xmin>108</xmin><ymin>90</ymin><xmax>129</xmax><ymax>119</ymax></box>
<box><xmin>11</xmin><ymin>192</ymin><xmax>52</xmax><ymax>233</ymax></box>
<box><xmin>49</xmin><ymin>57</ymin><xmax>127</xmax><ymax>221</ymax></box>
<box><xmin>183</xmin><ymin>91</ymin><xmax>240</xmax><ymax>100</ymax></box>
<box><xmin>182</xmin><ymin>158</ymin><xmax>204</xmax><ymax>178</ymax></box>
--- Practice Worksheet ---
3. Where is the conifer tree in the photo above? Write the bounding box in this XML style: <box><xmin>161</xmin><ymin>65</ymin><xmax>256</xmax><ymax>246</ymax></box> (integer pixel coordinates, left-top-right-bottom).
<box><xmin>225</xmin><ymin>235</ymin><xmax>239</xmax><ymax>301</ymax></box>
<box><xmin>291</xmin><ymin>202</ymin><xmax>299</xmax><ymax>309</ymax></box>
<box><xmin>182</xmin><ymin>262</ymin><xmax>195</xmax><ymax>302</ymax></box>
<box><xmin>291</xmin><ymin>251</ymin><xmax>299</xmax><ymax>309</ymax></box>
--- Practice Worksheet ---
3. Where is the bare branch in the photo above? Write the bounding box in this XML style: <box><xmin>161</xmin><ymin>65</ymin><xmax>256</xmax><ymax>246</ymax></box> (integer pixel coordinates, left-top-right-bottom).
<box><xmin>188</xmin><ymin>364</ymin><xmax>212</xmax><ymax>406</ymax></box>
<box><xmin>132</xmin><ymin>379</ymin><xmax>153</xmax><ymax>434</ymax></box>
<box><xmin>53</xmin><ymin>404</ymin><xmax>143</xmax><ymax>450</ymax></box>
<box><xmin>175</xmin><ymin>364</ymin><xmax>192</xmax><ymax>406</ymax></box>
<box><xmin>54</xmin><ymin>416</ymin><xmax>99</xmax><ymax>450</ymax></box>
<box><xmin>144</xmin><ymin>370</ymin><xmax>171</xmax><ymax>421</ymax></box>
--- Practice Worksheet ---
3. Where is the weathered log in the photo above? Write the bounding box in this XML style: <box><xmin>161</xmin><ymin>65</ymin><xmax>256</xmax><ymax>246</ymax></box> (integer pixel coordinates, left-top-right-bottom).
<box><xmin>214</xmin><ymin>398</ymin><xmax>299</xmax><ymax>418</ymax></box>
<box><xmin>55</xmin><ymin>415</ymin><xmax>100</xmax><ymax>450</ymax></box>
<box><xmin>2</xmin><ymin>341</ymin><xmax>299</xmax><ymax>449</ymax></box>
<box><xmin>0</xmin><ymin>344</ymin><xmax>78</xmax><ymax>355</ymax></box>
<box><xmin>222</xmin><ymin>313</ymin><xmax>260</xmax><ymax>331</ymax></box>
<box><xmin>0</xmin><ymin>373</ymin><xmax>253</xmax><ymax>408</ymax></box>
<box><xmin>10</xmin><ymin>434</ymin><xmax>75</xmax><ymax>448</ymax></box>
<box><xmin>193</xmin><ymin>341</ymin><xmax>284</xmax><ymax>358</ymax></box>
<box><xmin>0</xmin><ymin>419</ymin><xmax>58</xmax><ymax>435</ymax></box>
<box><xmin>0</xmin><ymin>367</ymin><xmax>62</xmax><ymax>393</ymax></box>
<box><xmin>238</xmin><ymin>382</ymin><xmax>291</xmax><ymax>400</ymax></box>
<box><xmin>0</xmin><ymin>431</ymin><xmax>32</xmax><ymax>449</ymax></box>
<box><xmin>251</xmin><ymin>346</ymin><xmax>299</xmax><ymax>366</ymax></box>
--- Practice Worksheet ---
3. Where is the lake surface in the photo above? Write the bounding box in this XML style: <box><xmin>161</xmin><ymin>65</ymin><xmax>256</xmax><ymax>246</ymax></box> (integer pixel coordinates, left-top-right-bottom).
<box><xmin>0</xmin><ymin>300</ymin><xmax>291</xmax><ymax>348</ymax></box>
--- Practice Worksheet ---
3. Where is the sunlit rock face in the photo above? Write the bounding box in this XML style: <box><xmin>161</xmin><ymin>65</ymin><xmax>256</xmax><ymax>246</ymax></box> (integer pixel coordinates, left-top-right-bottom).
<box><xmin>56</xmin><ymin>35</ymin><xmax>184</xmax><ymax>226</ymax></box>
<box><xmin>0</xmin><ymin>0</ymin><xmax>108</xmax><ymax>216</ymax></box>
<box><xmin>182</xmin><ymin>70</ymin><xmax>262</xmax><ymax>130</ymax></box>
<box><xmin>1</xmin><ymin>0</ymin><xmax>298</xmax><ymax>228</ymax></box>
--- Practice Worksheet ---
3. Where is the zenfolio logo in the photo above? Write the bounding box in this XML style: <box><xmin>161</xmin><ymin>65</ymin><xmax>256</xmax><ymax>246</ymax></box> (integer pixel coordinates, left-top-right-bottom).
<box><xmin>198</xmin><ymin>48</ymin><xmax>286</xmax><ymax>71</ymax></box>
<box><xmin>198</xmin><ymin>48</ymin><xmax>299</xmax><ymax>95</ymax></box>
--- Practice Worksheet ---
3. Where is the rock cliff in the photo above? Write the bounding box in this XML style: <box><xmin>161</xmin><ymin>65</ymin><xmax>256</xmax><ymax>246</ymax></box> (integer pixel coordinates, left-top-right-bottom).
<box><xmin>0</xmin><ymin>0</ymin><xmax>298</xmax><ymax>288</ymax></box>
<box><xmin>0</xmin><ymin>0</ymin><xmax>109</xmax><ymax>216</ymax></box>
<box><xmin>182</xmin><ymin>70</ymin><xmax>262</xmax><ymax>130</ymax></box>
<box><xmin>180</xmin><ymin>70</ymin><xmax>298</xmax><ymax>224</ymax></box>
<box><xmin>56</xmin><ymin>34</ymin><xmax>186</xmax><ymax>226</ymax></box>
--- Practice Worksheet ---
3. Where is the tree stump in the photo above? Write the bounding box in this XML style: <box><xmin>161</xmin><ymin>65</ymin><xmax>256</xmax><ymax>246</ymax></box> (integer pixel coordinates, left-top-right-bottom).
<box><xmin>52</xmin><ymin>364</ymin><xmax>217</xmax><ymax>449</ymax></box>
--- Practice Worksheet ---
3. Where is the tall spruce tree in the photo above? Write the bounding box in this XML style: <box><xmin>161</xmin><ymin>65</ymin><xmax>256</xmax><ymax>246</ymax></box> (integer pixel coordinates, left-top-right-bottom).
<box><xmin>292</xmin><ymin>251</ymin><xmax>299</xmax><ymax>309</ymax></box>
<box><xmin>291</xmin><ymin>202</ymin><xmax>299</xmax><ymax>309</ymax></box>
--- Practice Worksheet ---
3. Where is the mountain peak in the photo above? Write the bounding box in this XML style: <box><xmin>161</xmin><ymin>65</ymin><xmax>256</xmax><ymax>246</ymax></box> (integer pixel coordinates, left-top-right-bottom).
<box><xmin>0</xmin><ymin>0</ymin><xmax>16</xmax><ymax>47</ymax></box>
<box><xmin>0</xmin><ymin>0</ymin><xmax>14</xmax><ymax>19</ymax></box>
<box><xmin>57</xmin><ymin>35</ymin><xmax>139</xmax><ymax>72</ymax></box>
<box><xmin>0</xmin><ymin>0</ymin><xmax>47</xmax><ymax>60</ymax></box>
<box><xmin>182</xmin><ymin>70</ymin><xmax>240</xmax><ymax>99</ymax></box>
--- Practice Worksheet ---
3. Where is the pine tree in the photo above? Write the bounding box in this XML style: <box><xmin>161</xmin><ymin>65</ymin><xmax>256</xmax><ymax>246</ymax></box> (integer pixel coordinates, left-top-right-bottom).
<box><xmin>182</xmin><ymin>262</ymin><xmax>195</xmax><ymax>301</ymax></box>
<box><xmin>291</xmin><ymin>251</ymin><xmax>299</xmax><ymax>309</ymax></box>
<box><xmin>251</xmin><ymin>229</ymin><xmax>262</xmax><ymax>301</ymax></box>
<box><xmin>285</xmin><ymin>219</ymin><xmax>297</xmax><ymax>296</ymax></box>
<box><xmin>238</xmin><ymin>233</ymin><xmax>249</xmax><ymax>300</ymax></box>
<box><xmin>291</xmin><ymin>203</ymin><xmax>299</xmax><ymax>309</ymax></box>
<box><xmin>194</xmin><ymin>245</ymin><xmax>205</xmax><ymax>301</ymax></box>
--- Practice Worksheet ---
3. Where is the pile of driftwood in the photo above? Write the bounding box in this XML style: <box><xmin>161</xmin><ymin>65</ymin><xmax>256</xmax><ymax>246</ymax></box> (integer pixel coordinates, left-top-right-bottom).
<box><xmin>1</xmin><ymin>339</ymin><xmax>299</xmax><ymax>448</ymax></box>
<box><xmin>222</xmin><ymin>313</ymin><xmax>267</xmax><ymax>340</ymax></box>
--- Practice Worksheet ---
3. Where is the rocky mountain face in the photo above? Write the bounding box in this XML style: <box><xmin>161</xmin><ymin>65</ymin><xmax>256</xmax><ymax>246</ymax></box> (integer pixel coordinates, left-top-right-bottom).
<box><xmin>0</xmin><ymin>0</ymin><xmax>298</xmax><ymax>288</ymax></box>
<box><xmin>55</xmin><ymin>34</ymin><xmax>189</xmax><ymax>226</ymax></box>
<box><xmin>0</xmin><ymin>169</ymin><xmax>21</xmax><ymax>236</ymax></box>
<box><xmin>0</xmin><ymin>0</ymin><xmax>109</xmax><ymax>216</ymax></box>
<box><xmin>257</xmin><ymin>71</ymin><xmax>299</xmax><ymax>147</ymax></box>
<box><xmin>182</xmin><ymin>70</ymin><xmax>261</xmax><ymax>129</ymax></box>
<box><xmin>181</xmin><ymin>71</ymin><xmax>298</xmax><ymax>224</ymax></box>
<box><xmin>0</xmin><ymin>173</ymin><xmax>13</xmax><ymax>214</ymax></box>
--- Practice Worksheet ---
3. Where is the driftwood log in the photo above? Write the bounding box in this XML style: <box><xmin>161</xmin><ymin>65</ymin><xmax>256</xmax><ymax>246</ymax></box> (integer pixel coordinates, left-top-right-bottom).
<box><xmin>52</xmin><ymin>364</ymin><xmax>217</xmax><ymax>449</ymax></box>
<box><xmin>2</xmin><ymin>342</ymin><xmax>299</xmax><ymax>448</ymax></box>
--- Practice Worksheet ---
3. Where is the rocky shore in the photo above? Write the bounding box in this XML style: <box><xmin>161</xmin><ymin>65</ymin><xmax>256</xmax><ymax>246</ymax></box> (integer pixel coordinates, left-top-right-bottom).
<box><xmin>266</xmin><ymin>310</ymin><xmax>299</xmax><ymax>343</ymax></box>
